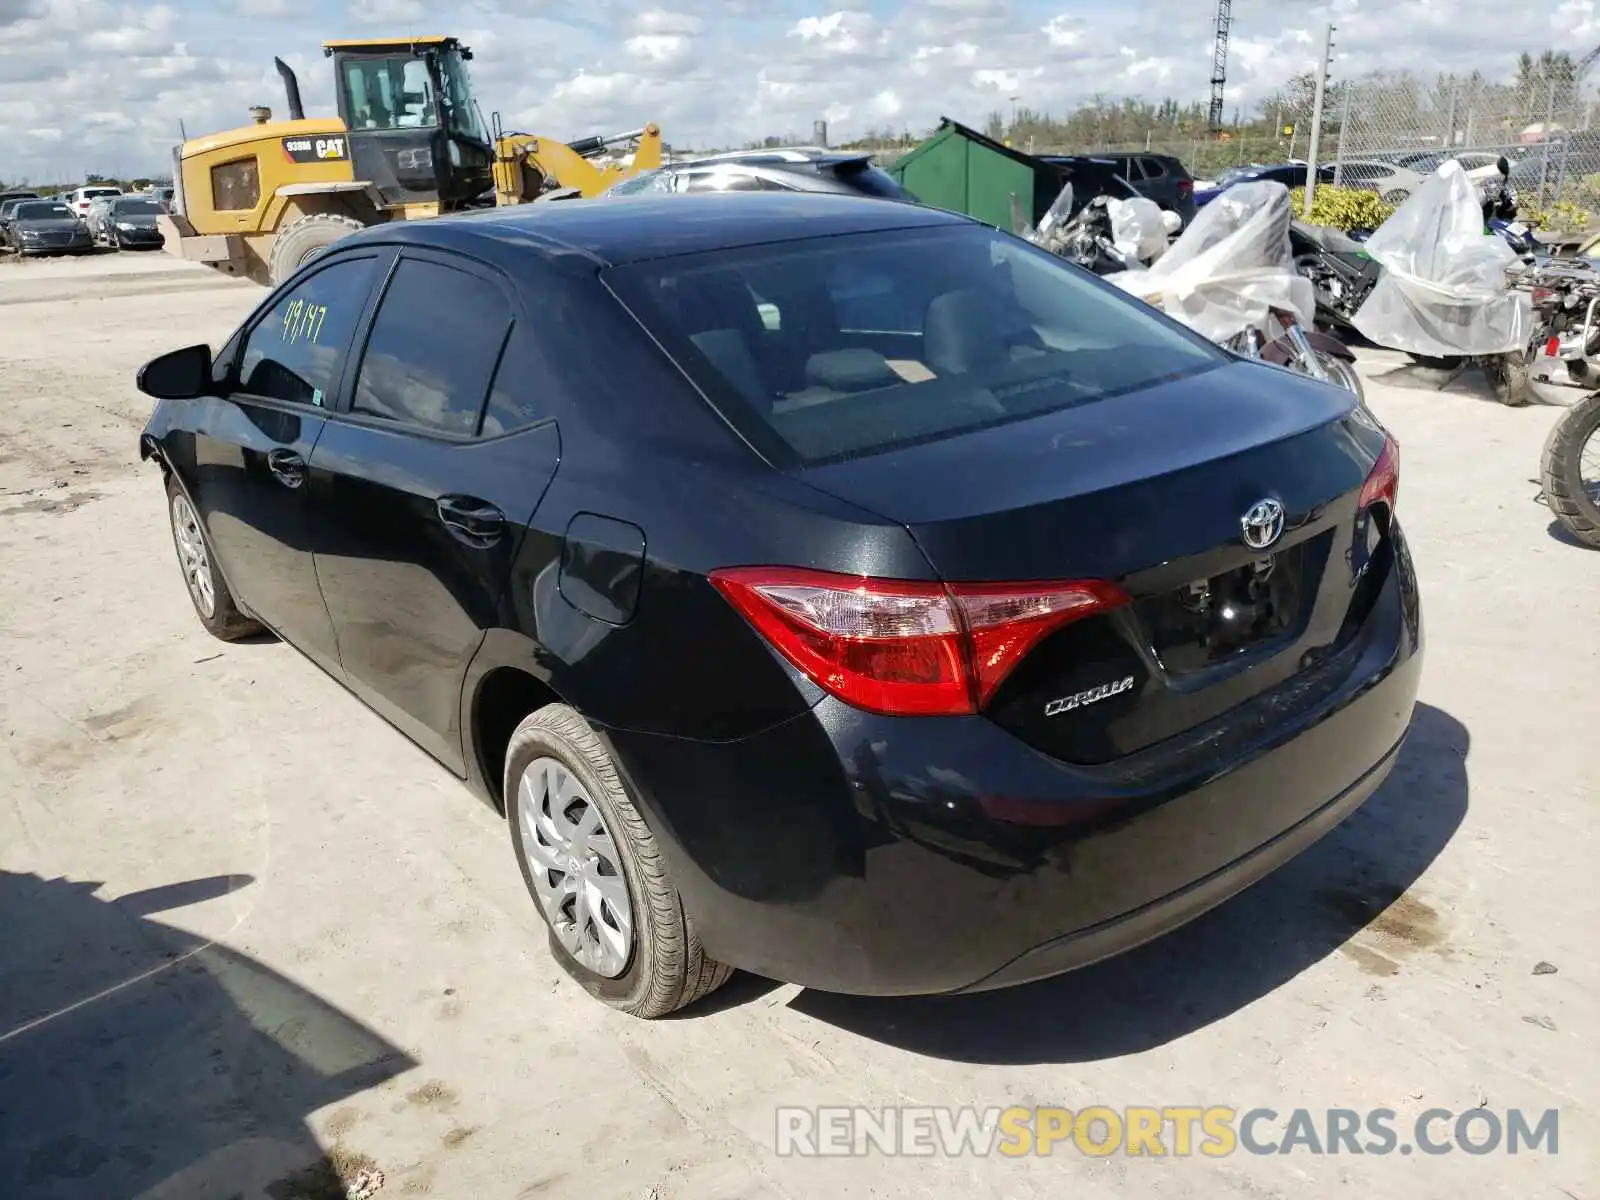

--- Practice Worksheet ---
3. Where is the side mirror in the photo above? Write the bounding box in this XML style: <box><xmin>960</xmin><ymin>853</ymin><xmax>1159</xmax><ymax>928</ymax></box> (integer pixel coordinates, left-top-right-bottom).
<box><xmin>1161</xmin><ymin>210</ymin><xmax>1183</xmax><ymax>236</ymax></box>
<box><xmin>136</xmin><ymin>343</ymin><xmax>212</xmax><ymax>400</ymax></box>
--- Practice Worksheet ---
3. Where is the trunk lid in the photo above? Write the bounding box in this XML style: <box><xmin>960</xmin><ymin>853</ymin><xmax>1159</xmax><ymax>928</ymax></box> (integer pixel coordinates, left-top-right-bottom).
<box><xmin>797</xmin><ymin>360</ymin><xmax>1389</xmax><ymax>764</ymax></box>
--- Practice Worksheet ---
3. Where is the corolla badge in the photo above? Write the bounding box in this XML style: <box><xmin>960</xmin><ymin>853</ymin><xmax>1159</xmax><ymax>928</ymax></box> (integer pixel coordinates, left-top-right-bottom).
<box><xmin>1240</xmin><ymin>498</ymin><xmax>1286</xmax><ymax>551</ymax></box>
<box><xmin>1044</xmin><ymin>675</ymin><xmax>1135</xmax><ymax>718</ymax></box>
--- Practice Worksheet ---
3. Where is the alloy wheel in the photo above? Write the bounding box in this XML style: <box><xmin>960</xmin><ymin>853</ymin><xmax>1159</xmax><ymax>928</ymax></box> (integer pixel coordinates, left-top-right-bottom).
<box><xmin>518</xmin><ymin>757</ymin><xmax>634</xmax><ymax>978</ymax></box>
<box><xmin>169</xmin><ymin>491</ymin><xmax>215</xmax><ymax>618</ymax></box>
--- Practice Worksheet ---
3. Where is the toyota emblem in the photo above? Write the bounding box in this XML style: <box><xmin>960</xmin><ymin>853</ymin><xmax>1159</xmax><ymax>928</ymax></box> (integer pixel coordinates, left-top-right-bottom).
<box><xmin>1240</xmin><ymin>498</ymin><xmax>1286</xmax><ymax>551</ymax></box>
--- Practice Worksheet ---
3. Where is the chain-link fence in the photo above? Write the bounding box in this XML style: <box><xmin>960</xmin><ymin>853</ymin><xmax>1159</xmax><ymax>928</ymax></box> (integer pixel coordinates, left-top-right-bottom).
<box><xmin>846</xmin><ymin>59</ymin><xmax>1600</xmax><ymax>219</ymax></box>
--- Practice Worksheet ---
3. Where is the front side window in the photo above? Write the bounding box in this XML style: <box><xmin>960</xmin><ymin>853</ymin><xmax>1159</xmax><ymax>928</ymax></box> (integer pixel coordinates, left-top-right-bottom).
<box><xmin>343</xmin><ymin>56</ymin><xmax>437</xmax><ymax>130</ymax></box>
<box><xmin>237</xmin><ymin>257</ymin><xmax>381</xmax><ymax>407</ymax></box>
<box><xmin>606</xmin><ymin>225</ymin><xmax>1223</xmax><ymax>466</ymax></box>
<box><xmin>436</xmin><ymin>49</ymin><xmax>488</xmax><ymax>143</ymax></box>
<box><xmin>351</xmin><ymin>257</ymin><xmax>512</xmax><ymax>436</ymax></box>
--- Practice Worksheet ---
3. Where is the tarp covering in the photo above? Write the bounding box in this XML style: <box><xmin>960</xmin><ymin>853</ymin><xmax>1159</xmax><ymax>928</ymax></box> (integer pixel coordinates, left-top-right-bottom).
<box><xmin>1107</xmin><ymin>196</ymin><xmax>1169</xmax><ymax>265</ymax></box>
<box><xmin>1105</xmin><ymin>180</ymin><xmax>1314</xmax><ymax>342</ymax></box>
<box><xmin>1352</xmin><ymin>159</ymin><xmax>1534</xmax><ymax>357</ymax></box>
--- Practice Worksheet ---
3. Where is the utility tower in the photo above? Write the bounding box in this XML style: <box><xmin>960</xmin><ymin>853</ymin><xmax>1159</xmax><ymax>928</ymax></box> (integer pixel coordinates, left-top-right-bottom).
<box><xmin>1208</xmin><ymin>0</ymin><xmax>1233</xmax><ymax>135</ymax></box>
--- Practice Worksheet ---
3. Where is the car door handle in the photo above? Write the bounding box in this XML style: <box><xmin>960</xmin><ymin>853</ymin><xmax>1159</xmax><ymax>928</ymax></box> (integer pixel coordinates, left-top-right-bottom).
<box><xmin>266</xmin><ymin>448</ymin><xmax>306</xmax><ymax>489</ymax></box>
<box><xmin>436</xmin><ymin>495</ymin><xmax>505</xmax><ymax>548</ymax></box>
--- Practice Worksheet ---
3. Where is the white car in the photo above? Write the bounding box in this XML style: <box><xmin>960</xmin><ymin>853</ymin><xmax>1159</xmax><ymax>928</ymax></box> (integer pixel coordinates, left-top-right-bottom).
<box><xmin>64</xmin><ymin>185</ymin><xmax>123</xmax><ymax>221</ymax></box>
<box><xmin>1334</xmin><ymin>160</ymin><xmax>1428</xmax><ymax>204</ymax></box>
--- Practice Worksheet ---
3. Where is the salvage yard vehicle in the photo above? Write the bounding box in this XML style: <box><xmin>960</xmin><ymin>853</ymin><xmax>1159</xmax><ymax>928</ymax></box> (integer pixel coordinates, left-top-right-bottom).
<box><xmin>1050</xmin><ymin>152</ymin><xmax>1197</xmax><ymax>227</ymax></box>
<box><xmin>99</xmin><ymin>195</ymin><xmax>166</xmax><ymax>250</ymax></box>
<box><xmin>136</xmin><ymin>193</ymin><xmax>1421</xmax><ymax>1018</ymax></box>
<box><xmin>604</xmin><ymin>147</ymin><xmax>915</xmax><ymax>200</ymax></box>
<box><xmin>63</xmin><ymin>183</ymin><xmax>122</xmax><ymax>221</ymax></box>
<box><xmin>1541</xmin><ymin>388</ymin><xmax>1600</xmax><ymax>548</ymax></box>
<box><xmin>4</xmin><ymin>199</ymin><xmax>93</xmax><ymax>256</ymax></box>
<box><xmin>159</xmin><ymin>35</ymin><xmax>665</xmax><ymax>286</ymax></box>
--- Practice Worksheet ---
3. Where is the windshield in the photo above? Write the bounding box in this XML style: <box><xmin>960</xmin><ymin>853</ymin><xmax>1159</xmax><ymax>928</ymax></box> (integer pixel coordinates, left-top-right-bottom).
<box><xmin>607</xmin><ymin>170</ymin><xmax>674</xmax><ymax>197</ymax></box>
<box><xmin>436</xmin><ymin>48</ymin><xmax>488</xmax><ymax>143</ymax></box>
<box><xmin>604</xmin><ymin>224</ymin><xmax>1223</xmax><ymax>466</ymax></box>
<box><xmin>17</xmin><ymin>202</ymin><xmax>71</xmax><ymax>219</ymax></box>
<box><xmin>343</xmin><ymin>55</ymin><xmax>437</xmax><ymax>130</ymax></box>
<box><xmin>116</xmin><ymin>199</ymin><xmax>161</xmax><ymax>215</ymax></box>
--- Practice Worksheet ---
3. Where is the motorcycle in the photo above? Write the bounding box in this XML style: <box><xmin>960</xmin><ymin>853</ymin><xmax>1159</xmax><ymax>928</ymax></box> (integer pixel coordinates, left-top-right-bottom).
<box><xmin>1350</xmin><ymin>159</ymin><xmax>1537</xmax><ymax>405</ymax></box>
<box><xmin>1480</xmin><ymin>156</ymin><xmax>1542</xmax><ymax>260</ymax></box>
<box><xmin>1509</xmin><ymin>257</ymin><xmax>1600</xmax><ymax>391</ymax></box>
<box><xmin>1103</xmin><ymin>179</ymin><xmax>1365</xmax><ymax>401</ymax></box>
<box><xmin>1013</xmin><ymin>183</ymin><xmax>1179</xmax><ymax>275</ymax></box>
<box><xmin>1289</xmin><ymin>220</ymin><xmax>1385</xmax><ymax>336</ymax></box>
<box><xmin>1540</xmin><ymin>387</ymin><xmax>1600</xmax><ymax>548</ymax></box>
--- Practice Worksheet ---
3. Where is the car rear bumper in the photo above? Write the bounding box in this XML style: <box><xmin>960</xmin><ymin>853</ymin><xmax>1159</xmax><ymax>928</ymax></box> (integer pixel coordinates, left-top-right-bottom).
<box><xmin>602</xmin><ymin>523</ymin><xmax>1423</xmax><ymax>997</ymax></box>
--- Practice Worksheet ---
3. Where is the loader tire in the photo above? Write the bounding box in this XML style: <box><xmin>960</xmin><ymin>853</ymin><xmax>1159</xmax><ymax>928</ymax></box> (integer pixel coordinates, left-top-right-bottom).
<box><xmin>268</xmin><ymin>213</ymin><xmax>367</xmax><ymax>286</ymax></box>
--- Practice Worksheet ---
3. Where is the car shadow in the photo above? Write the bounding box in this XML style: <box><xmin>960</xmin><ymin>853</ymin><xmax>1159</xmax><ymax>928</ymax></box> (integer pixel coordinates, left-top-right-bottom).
<box><xmin>789</xmin><ymin>702</ymin><xmax>1469</xmax><ymax>1065</ymax></box>
<box><xmin>0</xmin><ymin>870</ymin><xmax>417</xmax><ymax>1199</ymax></box>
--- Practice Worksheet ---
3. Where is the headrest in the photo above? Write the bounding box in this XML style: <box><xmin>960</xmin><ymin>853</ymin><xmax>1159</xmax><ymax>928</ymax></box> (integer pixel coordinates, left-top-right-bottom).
<box><xmin>804</xmin><ymin>348</ymin><xmax>900</xmax><ymax>392</ymax></box>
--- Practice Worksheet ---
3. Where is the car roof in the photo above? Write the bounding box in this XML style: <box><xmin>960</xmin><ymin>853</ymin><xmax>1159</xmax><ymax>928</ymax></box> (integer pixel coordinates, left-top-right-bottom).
<box><xmin>350</xmin><ymin>192</ymin><xmax>972</xmax><ymax>267</ymax></box>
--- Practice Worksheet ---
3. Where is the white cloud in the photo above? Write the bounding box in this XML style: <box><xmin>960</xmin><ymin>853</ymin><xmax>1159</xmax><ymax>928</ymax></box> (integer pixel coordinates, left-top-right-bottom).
<box><xmin>347</xmin><ymin>0</ymin><xmax>424</xmax><ymax>23</ymax></box>
<box><xmin>1042</xmin><ymin>15</ymin><xmax>1082</xmax><ymax>48</ymax></box>
<box><xmin>0</xmin><ymin>0</ymin><xmax>1582</xmax><ymax>183</ymax></box>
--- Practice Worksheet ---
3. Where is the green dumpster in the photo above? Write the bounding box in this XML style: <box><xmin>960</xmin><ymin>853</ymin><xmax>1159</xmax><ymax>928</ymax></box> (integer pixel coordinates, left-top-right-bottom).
<box><xmin>888</xmin><ymin>117</ymin><xmax>1065</xmax><ymax>230</ymax></box>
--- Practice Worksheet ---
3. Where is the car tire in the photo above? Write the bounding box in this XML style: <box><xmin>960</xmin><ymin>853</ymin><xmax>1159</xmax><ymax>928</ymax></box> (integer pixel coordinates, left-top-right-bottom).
<box><xmin>505</xmin><ymin>703</ymin><xmax>733</xmax><ymax>1018</ymax></box>
<box><xmin>164</xmin><ymin>474</ymin><xmax>263</xmax><ymax>641</ymax></box>
<box><xmin>268</xmin><ymin>213</ymin><xmax>368</xmax><ymax>287</ymax></box>
<box><xmin>1540</xmin><ymin>387</ymin><xmax>1600</xmax><ymax>549</ymax></box>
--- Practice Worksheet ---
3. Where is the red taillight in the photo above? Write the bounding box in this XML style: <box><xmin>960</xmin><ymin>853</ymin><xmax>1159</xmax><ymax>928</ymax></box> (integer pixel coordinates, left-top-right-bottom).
<box><xmin>1546</xmin><ymin>335</ymin><xmax>1562</xmax><ymax>356</ymax></box>
<box><xmin>1358</xmin><ymin>436</ymin><xmax>1399</xmax><ymax>513</ymax></box>
<box><xmin>1178</xmin><ymin>179</ymin><xmax>1194</xmax><ymax>195</ymax></box>
<box><xmin>709</xmin><ymin>567</ymin><xmax>1129</xmax><ymax>717</ymax></box>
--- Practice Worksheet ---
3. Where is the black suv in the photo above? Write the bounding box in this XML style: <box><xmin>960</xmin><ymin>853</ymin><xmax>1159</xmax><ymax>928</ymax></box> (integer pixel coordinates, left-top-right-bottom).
<box><xmin>605</xmin><ymin>147</ymin><xmax>915</xmax><ymax>201</ymax></box>
<box><xmin>1045</xmin><ymin>153</ymin><xmax>1196</xmax><ymax>226</ymax></box>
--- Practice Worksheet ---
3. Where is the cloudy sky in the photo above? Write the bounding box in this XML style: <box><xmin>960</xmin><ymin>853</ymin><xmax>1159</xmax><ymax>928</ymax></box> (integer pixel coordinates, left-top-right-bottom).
<box><xmin>0</xmin><ymin>0</ymin><xmax>1592</xmax><ymax>182</ymax></box>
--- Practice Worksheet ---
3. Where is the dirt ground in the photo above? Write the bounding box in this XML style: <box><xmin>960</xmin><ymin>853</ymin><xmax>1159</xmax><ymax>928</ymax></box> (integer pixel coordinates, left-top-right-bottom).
<box><xmin>1</xmin><ymin>250</ymin><xmax>1594</xmax><ymax>1200</ymax></box>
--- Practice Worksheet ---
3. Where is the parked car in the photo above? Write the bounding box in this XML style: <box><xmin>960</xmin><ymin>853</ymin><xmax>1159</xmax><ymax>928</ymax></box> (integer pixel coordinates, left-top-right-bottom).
<box><xmin>5</xmin><ymin>198</ymin><xmax>94</xmax><ymax>256</ymax></box>
<box><xmin>85</xmin><ymin>194</ymin><xmax>119</xmax><ymax>244</ymax></box>
<box><xmin>1196</xmin><ymin>162</ymin><xmax>1334</xmax><ymax>207</ymax></box>
<box><xmin>1033</xmin><ymin>155</ymin><xmax>1144</xmax><ymax>217</ymax></box>
<box><xmin>605</xmin><ymin>147</ymin><xmax>915</xmax><ymax>201</ymax></box>
<box><xmin>136</xmin><ymin>193</ymin><xmax>1421</xmax><ymax>1018</ymax></box>
<box><xmin>1333</xmin><ymin>160</ymin><xmax>1428</xmax><ymax>203</ymax></box>
<box><xmin>0</xmin><ymin>195</ymin><xmax>38</xmax><ymax>244</ymax></box>
<box><xmin>1066</xmin><ymin>152</ymin><xmax>1196</xmax><ymax>225</ymax></box>
<box><xmin>63</xmin><ymin>184</ymin><xmax>123</xmax><ymax>221</ymax></box>
<box><xmin>101</xmin><ymin>195</ymin><xmax>167</xmax><ymax>249</ymax></box>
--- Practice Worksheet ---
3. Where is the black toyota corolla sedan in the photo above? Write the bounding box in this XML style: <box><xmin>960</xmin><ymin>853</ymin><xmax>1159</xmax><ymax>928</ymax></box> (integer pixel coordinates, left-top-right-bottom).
<box><xmin>137</xmin><ymin>193</ymin><xmax>1421</xmax><ymax>1017</ymax></box>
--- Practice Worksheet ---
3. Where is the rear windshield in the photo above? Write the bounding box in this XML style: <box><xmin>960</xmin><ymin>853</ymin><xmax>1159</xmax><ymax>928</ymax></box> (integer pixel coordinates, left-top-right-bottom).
<box><xmin>115</xmin><ymin>199</ymin><xmax>161</xmax><ymax>214</ymax></box>
<box><xmin>86</xmin><ymin>188</ymin><xmax>121</xmax><ymax>198</ymax></box>
<box><xmin>605</xmin><ymin>224</ymin><xmax>1224</xmax><ymax>466</ymax></box>
<box><xmin>17</xmin><ymin>202</ymin><xmax>72</xmax><ymax>219</ymax></box>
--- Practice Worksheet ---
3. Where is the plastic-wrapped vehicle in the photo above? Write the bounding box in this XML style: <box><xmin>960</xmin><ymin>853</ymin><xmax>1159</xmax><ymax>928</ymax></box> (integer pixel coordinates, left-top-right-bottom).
<box><xmin>1352</xmin><ymin>159</ymin><xmax>1536</xmax><ymax>404</ymax></box>
<box><xmin>1013</xmin><ymin>182</ymin><xmax>1176</xmax><ymax>276</ymax></box>
<box><xmin>1105</xmin><ymin>180</ymin><xmax>1363</xmax><ymax>399</ymax></box>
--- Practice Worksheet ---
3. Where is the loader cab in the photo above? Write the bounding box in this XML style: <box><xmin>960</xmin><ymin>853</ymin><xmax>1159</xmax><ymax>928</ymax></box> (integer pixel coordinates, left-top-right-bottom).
<box><xmin>325</xmin><ymin>36</ymin><xmax>494</xmax><ymax>211</ymax></box>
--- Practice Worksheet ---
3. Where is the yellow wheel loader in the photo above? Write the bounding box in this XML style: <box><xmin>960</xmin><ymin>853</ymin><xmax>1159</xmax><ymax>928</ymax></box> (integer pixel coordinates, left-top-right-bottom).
<box><xmin>160</xmin><ymin>35</ymin><xmax>663</xmax><ymax>286</ymax></box>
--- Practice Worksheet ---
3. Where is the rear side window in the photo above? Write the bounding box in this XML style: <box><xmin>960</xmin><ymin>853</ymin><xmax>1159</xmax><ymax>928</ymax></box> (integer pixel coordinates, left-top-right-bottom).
<box><xmin>605</xmin><ymin>225</ymin><xmax>1223</xmax><ymax>466</ymax></box>
<box><xmin>350</xmin><ymin>257</ymin><xmax>513</xmax><ymax>436</ymax></box>
<box><xmin>1138</xmin><ymin>157</ymin><xmax>1169</xmax><ymax>180</ymax></box>
<box><xmin>238</xmin><ymin>256</ymin><xmax>381</xmax><ymax>406</ymax></box>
